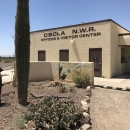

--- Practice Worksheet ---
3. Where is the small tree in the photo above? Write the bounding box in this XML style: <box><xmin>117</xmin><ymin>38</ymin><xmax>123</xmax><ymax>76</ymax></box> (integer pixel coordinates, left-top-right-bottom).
<box><xmin>15</xmin><ymin>0</ymin><xmax>30</xmax><ymax>105</ymax></box>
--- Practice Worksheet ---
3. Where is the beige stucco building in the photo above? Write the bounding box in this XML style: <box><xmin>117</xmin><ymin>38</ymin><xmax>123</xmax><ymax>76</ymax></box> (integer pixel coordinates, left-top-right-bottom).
<box><xmin>30</xmin><ymin>19</ymin><xmax>130</xmax><ymax>78</ymax></box>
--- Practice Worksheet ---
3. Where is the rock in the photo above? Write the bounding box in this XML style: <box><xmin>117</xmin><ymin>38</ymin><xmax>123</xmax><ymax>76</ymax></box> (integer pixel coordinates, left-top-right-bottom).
<box><xmin>91</xmin><ymin>85</ymin><xmax>95</xmax><ymax>89</ymax></box>
<box><xmin>103</xmin><ymin>85</ymin><xmax>107</xmax><ymax>88</ymax></box>
<box><xmin>84</xmin><ymin>96</ymin><xmax>90</xmax><ymax>103</ymax></box>
<box><xmin>65</xmin><ymin>85</ymin><xmax>76</xmax><ymax>92</ymax></box>
<box><xmin>112</xmin><ymin>86</ymin><xmax>117</xmax><ymax>90</ymax></box>
<box><xmin>46</xmin><ymin>81</ymin><xmax>58</xmax><ymax>87</ymax></box>
<box><xmin>10</xmin><ymin>82</ymin><xmax>12</xmax><ymax>85</ymax></box>
<box><xmin>122</xmin><ymin>87</ymin><xmax>127</xmax><ymax>91</ymax></box>
<box><xmin>80</xmin><ymin>124</ymin><xmax>91</xmax><ymax>130</ymax></box>
<box><xmin>81</xmin><ymin>99</ymin><xmax>87</xmax><ymax>105</ymax></box>
<box><xmin>86</xmin><ymin>91</ymin><xmax>92</xmax><ymax>96</ymax></box>
<box><xmin>126</xmin><ymin>86</ymin><xmax>130</xmax><ymax>90</ymax></box>
<box><xmin>83</xmin><ymin>112</ymin><xmax>90</xmax><ymax>118</ymax></box>
<box><xmin>24</xmin><ymin>123</ymin><xmax>28</xmax><ymax>128</ymax></box>
<box><xmin>81</xmin><ymin>117</ymin><xmax>90</xmax><ymax>124</ymax></box>
<box><xmin>82</xmin><ymin>104</ymin><xmax>89</xmax><ymax>112</ymax></box>
<box><xmin>86</xmin><ymin>86</ymin><xmax>91</xmax><ymax>92</ymax></box>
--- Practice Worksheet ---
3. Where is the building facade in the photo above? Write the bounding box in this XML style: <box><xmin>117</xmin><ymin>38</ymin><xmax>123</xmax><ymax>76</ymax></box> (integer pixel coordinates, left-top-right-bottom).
<box><xmin>30</xmin><ymin>19</ymin><xmax>130</xmax><ymax>78</ymax></box>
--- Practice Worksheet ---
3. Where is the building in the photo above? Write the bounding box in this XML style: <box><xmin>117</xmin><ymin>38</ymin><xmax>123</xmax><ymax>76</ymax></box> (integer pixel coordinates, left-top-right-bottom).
<box><xmin>30</xmin><ymin>19</ymin><xmax>130</xmax><ymax>78</ymax></box>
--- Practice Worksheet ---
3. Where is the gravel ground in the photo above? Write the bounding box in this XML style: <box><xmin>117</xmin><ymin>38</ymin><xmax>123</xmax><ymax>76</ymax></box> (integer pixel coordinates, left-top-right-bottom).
<box><xmin>0</xmin><ymin>81</ymin><xmax>87</xmax><ymax>130</ymax></box>
<box><xmin>90</xmin><ymin>87</ymin><xmax>130</xmax><ymax>130</ymax></box>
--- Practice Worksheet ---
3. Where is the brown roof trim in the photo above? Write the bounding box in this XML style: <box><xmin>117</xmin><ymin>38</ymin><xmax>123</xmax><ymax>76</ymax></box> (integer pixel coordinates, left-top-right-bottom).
<box><xmin>30</xmin><ymin>19</ymin><xmax>130</xmax><ymax>33</ymax></box>
<box><xmin>119</xmin><ymin>33</ymin><xmax>130</xmax><ymax>36</ymax></box>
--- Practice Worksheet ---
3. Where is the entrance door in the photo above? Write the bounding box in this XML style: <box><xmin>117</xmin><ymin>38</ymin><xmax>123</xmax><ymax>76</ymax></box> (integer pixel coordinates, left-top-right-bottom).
<box><xmin>89</xmin><ymin>48</ymin><xmax>102</xmax><ymax>77</ymax></box>
<box><xmin>59</xmin><ymin>50</ymin><xmax>69</xmax><ymax>61</ymax></box>
<box><xmin>38</xmin><ymin>51</ymin><xmax>46</xmax><ymax>61</ymax></box>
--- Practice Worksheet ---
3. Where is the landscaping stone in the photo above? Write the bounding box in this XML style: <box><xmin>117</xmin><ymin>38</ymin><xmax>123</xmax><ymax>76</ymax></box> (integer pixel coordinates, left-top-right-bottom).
<box><xmin>47</xmin><ymin>81</ymin><xmax>58</xmax><ymax>87</ymax></box>
<box><xmin>83</xmin><ymin>112</ymin><xmax>90</xmax><ymax>118</ymax></box>
<box><xmin>126</xmin><ymin>86</ymin><xmax>130</xmax><ymax>91</ymax></box>
<box><xmin>64</xmin><ymin>85</ymin><xmax>76</xmax><ymax>92</ymax></box>
<box><xmin>86</xmin><ymin>86</ymin><xmax>91</xmax><ymax>92</ymax></box>
<box><xmin>103</xmin><ymin>85</ymin><xmax>107</xmax><ymax>88</ymax></box>
<box><xmin>81</xmin><ymin>99</ymin><xmax>87</xmax><ymax>105</ymax></box>
<box><xmin>86</xmin><ymin>91</ymin><xmax>91</xmax><ymax>96</ymax></box>
<box><xmin>80</xmin><ymin>124</ymin><xmax>91</xmax><ymax>130</ymax></box>
<box><xmin>81</xmin><ymin>117</ymin><xmax>90</xmax><ymax>124</ymax></box>
<box><xmin>122</xmin><ymin>87</ymin><xmax>127</xmax><ymax>91</ymax></box>
<box><xmin>82</xmin><ymin>104</ymin><xmax>89</xmax><ymax>112</ymax></box>
<box><xmin>84</xmin><ymin>96</ymin><xmax>90</xmax><ymax>103</ymax></box>
<box><xmin>91</xmin><ymin>85</ymin><xmax>95</xmax><ymax>89</ymax></box>
<box><xmin>112</xmin><ymin>86</ymin><xmax>117</xmax><ymax>90</ymax></box>
<box><xmin>116</xmin><ymin>87</ymin><xmax>122</xmax><ymax>90</ymax></box>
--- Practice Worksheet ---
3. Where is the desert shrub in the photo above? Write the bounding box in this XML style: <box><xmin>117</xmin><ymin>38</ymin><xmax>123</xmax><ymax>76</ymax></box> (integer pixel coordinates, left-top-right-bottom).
<box><xmin>24</xmin><ymin>96</ymin><xmax>83</xmax><ymax>130</ymax></box>
<box><xmin>11</xmin><ymin>115</ymin><xmax>25</xmax><ymax>130</ymax></box>
<box><xmin>0</xmin><ymin>59</ymin><xmax>14</xmax><ymax>63</ymax></box>
<box><xmin>72</xmin><ymin>69</ymin><xmax>90</xmax><ymax>88</ymax></box>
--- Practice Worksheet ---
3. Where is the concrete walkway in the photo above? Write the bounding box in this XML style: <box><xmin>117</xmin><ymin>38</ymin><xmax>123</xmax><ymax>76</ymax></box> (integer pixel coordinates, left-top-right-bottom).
<box><xmin>1</xmin><ymin>69</ymin><xmax>14</xmax><ymax>83</ymax></box>
<box><xmin>94</xmin><ymin>73</ymin><xmax>130</xmax><ymax>91</ymax></box>
<box><xmin>1</xmin><ymin>69</ymin><xmax>130</xmax><ymax>91</ymax></box>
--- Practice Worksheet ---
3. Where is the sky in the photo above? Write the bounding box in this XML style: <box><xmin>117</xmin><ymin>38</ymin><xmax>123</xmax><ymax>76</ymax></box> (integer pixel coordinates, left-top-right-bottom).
<box><xmin>0</xmin><ymin>0</ymin><xmax>130</xmax><ymax>56</ymax></box>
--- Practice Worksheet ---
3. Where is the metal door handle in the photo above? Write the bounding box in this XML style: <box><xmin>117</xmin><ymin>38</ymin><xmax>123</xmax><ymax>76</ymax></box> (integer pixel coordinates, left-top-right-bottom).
<box><xmin>99</xmin><ymin>63</ymin><xmax>101</xmax><ymax>65</ymax></box>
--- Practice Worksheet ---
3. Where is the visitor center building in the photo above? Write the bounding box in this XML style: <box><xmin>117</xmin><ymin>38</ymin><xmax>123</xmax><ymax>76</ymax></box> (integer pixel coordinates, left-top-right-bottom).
<box><xmin>30</xmin><ymin>19</ymin><xmax>130</xmax><ymax>78</ymax></box>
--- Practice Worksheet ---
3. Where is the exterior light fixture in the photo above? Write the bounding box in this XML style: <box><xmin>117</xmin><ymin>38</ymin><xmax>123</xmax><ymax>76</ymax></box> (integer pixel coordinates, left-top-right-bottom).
<box><xmin>70</xmin><ymin>39</ymin><xmax>75</xmax><ymax>44</ymax></box>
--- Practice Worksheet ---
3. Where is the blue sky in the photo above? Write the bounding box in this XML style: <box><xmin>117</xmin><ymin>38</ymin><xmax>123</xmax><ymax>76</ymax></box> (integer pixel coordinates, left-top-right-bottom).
<box><xmin>0</xmin><ymin>0</ymin><xmax>130</xmax><ymax>56</ymax></box>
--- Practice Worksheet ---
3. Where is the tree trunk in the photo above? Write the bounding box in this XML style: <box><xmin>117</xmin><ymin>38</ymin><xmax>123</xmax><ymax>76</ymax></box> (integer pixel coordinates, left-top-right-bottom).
<box><xmin>15</xmin><ymin>0</ymin><xmax>30</xmax><ymax>105</ymax></box>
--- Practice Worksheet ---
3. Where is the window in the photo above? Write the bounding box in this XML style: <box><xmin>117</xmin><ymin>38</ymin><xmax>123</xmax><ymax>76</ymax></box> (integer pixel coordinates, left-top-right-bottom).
<box><xmin>38</xmin><ymin>51</ymin><xmax>46</xmax><ymax>61</ymax></box>
<box><xmin>59</xmin><ymin>50</ymin><xmax>69</xmax><ymax>61</ymax></box>
<box><xmin>121</xmin><ymin>48</ymin><xmax>127</xmax><ymax>63</ymax></box>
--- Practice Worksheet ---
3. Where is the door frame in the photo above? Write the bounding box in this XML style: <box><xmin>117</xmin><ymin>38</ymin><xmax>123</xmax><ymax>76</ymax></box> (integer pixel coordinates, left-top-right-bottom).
<box><xmin>89</xmin><ymin>48</ymin><xmax>102</xmax><ymax>77</ymax></box>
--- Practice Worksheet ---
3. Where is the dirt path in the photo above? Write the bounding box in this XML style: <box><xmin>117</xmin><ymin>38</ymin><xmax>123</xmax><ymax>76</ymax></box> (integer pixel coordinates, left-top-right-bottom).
<box><xmin>0</xmin><ymin>62</ymin><xmax>14</xmax><ymax>70</ymax></box>
<box><xmin>90</xmin><ymin>87</ymin><xmax>130</xmax><ymax>130</ymax></box>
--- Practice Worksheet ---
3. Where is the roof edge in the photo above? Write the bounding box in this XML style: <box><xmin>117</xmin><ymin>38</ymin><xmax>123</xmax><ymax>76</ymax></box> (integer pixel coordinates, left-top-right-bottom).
<box><xmin>119</xmin><ymin>33</ymin><xmax>130</xmax><ymax>36</ymax></box>
<box><xmin>30</xmin><ymin>19</ymin><xmax>130</xmax><ymax>33</ymax></box>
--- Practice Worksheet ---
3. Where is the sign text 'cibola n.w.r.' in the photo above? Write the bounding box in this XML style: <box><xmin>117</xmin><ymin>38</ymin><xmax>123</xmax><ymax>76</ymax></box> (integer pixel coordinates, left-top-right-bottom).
<box><xmin>41</xmin><ymin>27</ymin><xmax>101</xmax><ymax>41</ymax></box>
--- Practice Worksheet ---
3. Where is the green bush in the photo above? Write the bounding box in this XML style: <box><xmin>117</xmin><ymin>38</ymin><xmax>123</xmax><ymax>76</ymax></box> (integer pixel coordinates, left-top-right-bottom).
<box><xmin>24</xmin><ymin>96</ymin><xmax>83</xmax><ymax>130</ymax></box>
<box><xmin>72</xmin><ymin>69</ymin><xmax>90</xmax><ymax>88</ymax></box>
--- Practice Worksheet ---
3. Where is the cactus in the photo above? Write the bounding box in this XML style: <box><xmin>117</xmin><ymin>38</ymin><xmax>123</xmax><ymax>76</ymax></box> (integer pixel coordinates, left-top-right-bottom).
<box><xmin>15</xmin><ymin>0</ymin><xmax>30</xmax><ymax>105</ymax></box>
<box><xmin>24</xmin><ymin>96</ymin><xmax>83</xmax><ymax>129</ymax></box>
